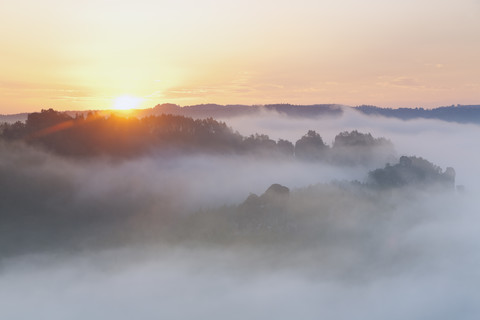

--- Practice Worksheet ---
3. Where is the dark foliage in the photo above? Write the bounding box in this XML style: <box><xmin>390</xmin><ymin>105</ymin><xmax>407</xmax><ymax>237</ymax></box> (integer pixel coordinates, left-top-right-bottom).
<box><xmin>356</xmin><ymin>104</ymin><xmax>480</xmax><ymax>124</ymax></box>
<box><xmin>0</xmin><ymin>109</ymin><xmax>253</xmax><ymax>157</ymax></box>
<box><xmin>294</xmin><ymin>130</ymin><xmax>328</xmax><ymax>161</ymax></box>
<box><xmin>1</xmin><ymin>109</ymin><xmax>394</xmax><ymax>166</ymax></box>
<box><xmin>369</xmin><ymin>156</ymin><xmax>455</xmax><ymax>189</ymax></box>
<box><xmin>149</xmin><ymin>103</ymin><xmax>342</xmax><ymax>119</ymax></box>
<box><xmin>331</xmin><ymin>130</ymin><xmax>395</xmax><ymax>165</ymax></box>
<box><xmin>333</xmin><ymin>130</ymin><xmax>390</xmax><ymax>148</ymax></box>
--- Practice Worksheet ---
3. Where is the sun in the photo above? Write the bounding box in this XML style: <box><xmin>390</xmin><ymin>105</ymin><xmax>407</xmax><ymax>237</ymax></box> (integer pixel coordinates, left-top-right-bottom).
<box><xmin>112</xmin><ymin>95</ymin><xmax>143</xmax><ymax>110</ymax></box>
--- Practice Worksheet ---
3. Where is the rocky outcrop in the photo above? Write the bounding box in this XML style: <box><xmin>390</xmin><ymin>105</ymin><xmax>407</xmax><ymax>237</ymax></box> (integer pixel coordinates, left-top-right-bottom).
<box><xmin>237</xmin><ymin>184</ymin><xmax>290</xmax><ymax>231</ymax></box>
<box><xmin>331</xmin><ymin>130</ymin><xmax>396</xmax><ymax>166</ymax></box>
<box><xmin>241</xmin><ymin>184</ymin><xmax>290</xmax><ymax>210</ymax></box>
<box><xmin>369</xmin><ymin>156</ymin><xmax>455</xmax><ymax>189</ymax></box>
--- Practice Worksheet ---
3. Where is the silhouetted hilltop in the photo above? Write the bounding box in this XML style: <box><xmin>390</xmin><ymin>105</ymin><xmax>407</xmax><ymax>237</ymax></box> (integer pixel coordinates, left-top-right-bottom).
<box><xmin>0</xmin><ymin>112</ymin><xmax>29</xmax><ymax>123</ymax></box>
<box><xmin>237</xmin><ymin>184</ymin><xmax>291</xmax><ymax>231</ymax></box>
<box><xmin>2</xmin><ymin>104</ymin><xmax>480</xmax><ymax>124</ymax></box>
<box><xmin>241</xmin><ymin>184</ymin><xmax>290</xmax><ymax>211</ymax></box>
<box><xmin>0</xmin><ymin>109</ymin><xmax>394</xmax><ymax>166</ymax></box>
<box><xmin>1</xmin><ymin>109</ymin><xmax>244</xmax><ymax>157</ymax></box>
<box><xmin>230</xmin><ymin>155</ymin><xmax>456</xmax><ymax>235</ymax></box>
<box><xmin>0</xmin><ymin>136</ymin><xmax>457</xmax><ymax>257</ymax></box>
<box><xmin>148</xmin><ymin>103</ymin><xmax>343</xmax><ymax>119</ymax></box>
<box><xmin>263</xmin><ymin>104</ymin><xmax>343</xmax><ymax>117</ymax></box>
<box><xmin>148</xmin><ymin>103</ymin><xmax>480</xmax><ymax>124</ymax></box>
<box><xmin>145</xmin><ymin>103</ymin><xmax>258</xmax><ymax>118</ymax></box>
<box><xmin>355</xmin><ymin>104</ymin><xmax>480</xmax><ymax>124</ymax></box>
<box><xmin>294</xmin><ymin>130</ymin><xmax>328</xmax><ymax>161</ymax></box>
<box><xmin>369</xmin><ymin>156</ymin><xmax>455</xmax><ymax>189</ymax></box>
<box><xmin>331</xmin><ymin>130</ymin><xmax>394</xmax><ymax>166</ymax></box>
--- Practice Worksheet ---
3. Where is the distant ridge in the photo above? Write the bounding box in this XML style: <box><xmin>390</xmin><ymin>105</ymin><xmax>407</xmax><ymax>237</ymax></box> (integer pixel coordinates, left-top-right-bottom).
<box><xmin>2</xmin><ymin>104</ymin><xmax>480</xmax><ymax>125</ymax></box>
<box><xmin>145</xmin><ymin>103</ymin><xmax>343</xmax><ymax>119</ymax></box>
<box><xmin>355</xmin><ymin>104</ymin><xmax>480</xmax><ymax>124</ymax></box>
<box><xmin>0</xmin><ymin>112</ymin><xmax>29</xmax><ymax>123</ymax></box>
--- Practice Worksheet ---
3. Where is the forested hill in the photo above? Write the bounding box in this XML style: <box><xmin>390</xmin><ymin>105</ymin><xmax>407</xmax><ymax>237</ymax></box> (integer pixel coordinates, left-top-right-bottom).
<box><xmin>111</xmin><ymin>103</ymin><xmax>480</xmax><ymax>124</ymax></box>
<box><xmin>144</xmin><ymin>103</ymin><xmax>343</xmax><ymax>119</ymax></box>
<box><xmin>0</xmin><ymin>104</ymin><xmax>342</xmax><ymax>123</ymax></box>
<box><xmin>2</xmin><ymin>104</ymin><xmax>480</xmax><ymax>125</ymax></box>
<box><xmin>355</xmin><ymin>105</ymin><xmax>480</xmax><ymax>124</ymax></box>
<box><xmin>0</xmin><ymin>109</ymin><xmax>394</xmax><ymax>164</ymax></box>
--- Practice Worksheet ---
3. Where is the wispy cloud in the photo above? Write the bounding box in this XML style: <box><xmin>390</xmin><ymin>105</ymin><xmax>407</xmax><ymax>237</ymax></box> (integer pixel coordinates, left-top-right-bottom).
<box><xmin>376</xmin><ymin>76</ymin><xmax>427</xmax><ymax>90</ymax></box>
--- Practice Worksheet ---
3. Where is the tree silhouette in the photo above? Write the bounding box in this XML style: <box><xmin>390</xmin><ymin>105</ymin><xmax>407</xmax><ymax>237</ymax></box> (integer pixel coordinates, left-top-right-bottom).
<box><xmin>294</xmin><ymin>130</ymin><xmax>328</xmax><ymax>161</ymax></box>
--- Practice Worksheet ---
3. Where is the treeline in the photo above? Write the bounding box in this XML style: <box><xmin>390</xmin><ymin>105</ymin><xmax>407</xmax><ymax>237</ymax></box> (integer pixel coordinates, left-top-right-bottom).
<box><xmin>356</xmin><ymin>104</ymin><xmax>480</xmax><ymax>124</ymax></box>
<box><xmin>147</xmin><ymin>103</ymin><xmax>342</xmax><ymax>119</ymax></box>
<box><xmin>0</xmin><ymin>109</ymin><xmax>393</xmax><ymax>164</ymax></box>
<box><xmin>1</xmin><ymin>109</ymin><xmax>243</xmax><ymax>157</ymax></box>
<box><xmin>369</xmin><ymin>156</ymin><xmax>456</xmax><ymax>189</ymax></box>
<box><xmin>176</xmin><ymin>155</ymin><xmax>458</xmax><ymax>244</ymax></box>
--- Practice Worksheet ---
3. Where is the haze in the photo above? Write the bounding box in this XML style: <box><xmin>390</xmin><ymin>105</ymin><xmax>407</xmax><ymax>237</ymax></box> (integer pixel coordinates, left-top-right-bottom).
<box><xmin>1</xmin><ymin>0</ymin><xmax>480</xmax><ymax>318</ymax></box>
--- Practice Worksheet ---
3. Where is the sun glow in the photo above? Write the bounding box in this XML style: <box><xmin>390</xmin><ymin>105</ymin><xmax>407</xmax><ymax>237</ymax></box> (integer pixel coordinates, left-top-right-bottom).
<box><xmin>113</xmin><ymin>95</ymin><xmax>143</xmax><ymax>110</ymax></box>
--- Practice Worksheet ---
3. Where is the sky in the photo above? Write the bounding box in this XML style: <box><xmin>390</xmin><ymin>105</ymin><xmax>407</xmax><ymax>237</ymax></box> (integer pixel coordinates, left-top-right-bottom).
<box><xmin>1</xmin><ymin>0</ymin><xmax>479</xmax><ymax>113</ymax></box>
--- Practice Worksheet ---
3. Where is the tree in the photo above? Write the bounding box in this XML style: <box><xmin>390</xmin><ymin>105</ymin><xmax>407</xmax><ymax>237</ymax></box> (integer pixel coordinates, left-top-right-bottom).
<box><xmin>277</xmin><ymin>139</ymin><xmax>294</xmax><ymax>157</ymax></box>
<box><xmin>294</xmin><ymin>130</ymin><xmax>327</xmax><ymax>161</ymax></box>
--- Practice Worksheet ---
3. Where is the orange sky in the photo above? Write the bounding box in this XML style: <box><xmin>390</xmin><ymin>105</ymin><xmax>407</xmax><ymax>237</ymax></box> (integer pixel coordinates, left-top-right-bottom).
<box><xmin>1</xmin><ymin>0</ymin><xmax>479</xmax><ymax>114</ymax></box>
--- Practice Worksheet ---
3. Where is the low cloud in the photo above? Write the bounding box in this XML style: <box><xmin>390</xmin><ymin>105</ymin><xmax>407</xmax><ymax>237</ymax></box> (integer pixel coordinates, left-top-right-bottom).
<box><xmin>1</xmin><ymin>109</ymin><xmax>480</xmax><ymax>319</ymax></box>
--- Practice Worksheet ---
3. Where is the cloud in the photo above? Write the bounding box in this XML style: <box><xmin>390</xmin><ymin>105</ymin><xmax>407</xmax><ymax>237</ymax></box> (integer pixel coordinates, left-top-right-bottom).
<box><xmin>424</xmin><ymin>63</ymin><xmax>445</xmax><ymax>69</ymax></box>
<box><xmin>0</xmin><ymin>80</ymin><xmax>98</xmax><ymax>105</ymax></box>
<box><xmin>224</xmin><ymin>107</ymin><xmax>480</xmax><ymax>187</ymax></box>
<box><xmin>376</xmin><ymin>76</ymin><xmax>426</xmax><ymax>89</ymax></box>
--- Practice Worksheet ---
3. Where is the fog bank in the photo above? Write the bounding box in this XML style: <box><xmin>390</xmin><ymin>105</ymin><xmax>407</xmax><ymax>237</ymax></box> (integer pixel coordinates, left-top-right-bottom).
<box><xmin>1</xmin><ymin>109</ymin><xmax>479</xmax><ymax>319</ymax></box>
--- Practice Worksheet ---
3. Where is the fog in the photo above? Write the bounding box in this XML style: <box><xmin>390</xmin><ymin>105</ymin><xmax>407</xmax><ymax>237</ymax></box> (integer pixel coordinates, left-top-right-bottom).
<box><xmin>1</xmin><ymin>110</ymin><xmax>480</xmax><ymax>319</ymax></box>
<box><xmin>227</xmin><ymin>107</ymin><xmax>480</xmax><ymax>188</ymax></box>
